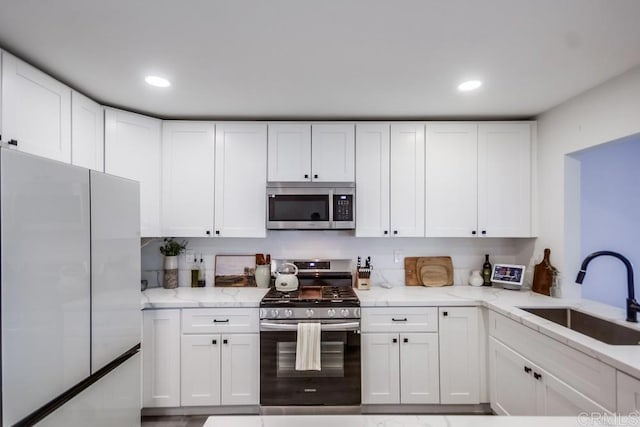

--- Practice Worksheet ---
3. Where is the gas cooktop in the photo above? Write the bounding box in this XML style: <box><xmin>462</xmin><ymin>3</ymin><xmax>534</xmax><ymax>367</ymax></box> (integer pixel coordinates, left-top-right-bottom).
<box><xmin>259</xmin><ymin>259</ymin><xmax>360</xmax><ymax>320</ymax></box>
<box><xmin>261</xmin><ymin>285</ymin><xmax>359</xmax><ymax>304</ymax></box>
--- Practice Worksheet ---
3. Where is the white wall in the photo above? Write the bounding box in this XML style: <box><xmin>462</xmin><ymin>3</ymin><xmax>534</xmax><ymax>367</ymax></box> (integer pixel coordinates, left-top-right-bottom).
<box><xmin>536</xmin><ymin>64</ymin><xmax>640</xmax><ymax>298</ymax></box>
<box><xmin>141</xmin><ymin>233</ymin><xmax>535</xmax><ymax>289</ymax></box>
<box><xmin>574</xmin><ymin>135</ymin><xmax>640</xmax><ymax>308</ymax></box>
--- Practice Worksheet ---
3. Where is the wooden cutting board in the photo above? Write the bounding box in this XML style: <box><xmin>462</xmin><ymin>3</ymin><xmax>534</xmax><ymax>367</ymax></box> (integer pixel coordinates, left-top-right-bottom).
<box><xmin>532</xmin><ymin>248</ymin><xmax>555</xmax><ymax>296</ymax></box>
<box><xmin>405</xmin><ymin>256</ymin><xmax>454</xmax><ymax>286</ymax></box>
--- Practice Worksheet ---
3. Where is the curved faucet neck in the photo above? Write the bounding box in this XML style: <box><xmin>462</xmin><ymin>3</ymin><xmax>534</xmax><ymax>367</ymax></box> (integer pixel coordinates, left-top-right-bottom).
<box><xmin>578</xmin><ymin>251</ymin><xmax>637</xmax><ymax>322</ymax></box>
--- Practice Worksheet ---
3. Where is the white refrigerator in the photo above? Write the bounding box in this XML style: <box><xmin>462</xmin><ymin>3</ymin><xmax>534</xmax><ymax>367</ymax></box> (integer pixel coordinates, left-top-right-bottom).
<box><xmin>1</xmin><ymin>147</ymin><xmax>141</xmax><ymax>426</ymax></box>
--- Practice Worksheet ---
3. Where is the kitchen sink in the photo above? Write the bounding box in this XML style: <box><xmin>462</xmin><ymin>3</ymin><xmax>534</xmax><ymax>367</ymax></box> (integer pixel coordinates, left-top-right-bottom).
<box><xmin>519</xmin><ymin>307</ymin><xmax>640</xmax><ymax>345</ymax></box>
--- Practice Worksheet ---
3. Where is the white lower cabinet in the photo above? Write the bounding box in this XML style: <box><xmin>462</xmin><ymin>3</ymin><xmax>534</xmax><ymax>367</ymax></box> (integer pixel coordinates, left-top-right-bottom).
<box><xmin>142</xmin><ymin>310</ymin><xmax>181</xmax><ymax>408</ymax></box>
<box><xmin>180</xmin><ymin>308</ymin><xmax>260</xmax><ymax>407</ymax></box>
<box><xmin>362</xmin><ymin>332</ymin><xmax>439</xmax><ymax>404</ymax></box>
<box><xmin>181</xmin><ymin>333</ymin><xmax>259</xmax><ymax>406</ymax></box>
<box><xmin>438</xmin><ymin>307</ymin><xmax>480</xmax><ymax>404</ymax></box>
<box><xmin>488</xmin><ymin>310</ymin><xmax>616</xmax><ymax>412</ymax></box>
<box><xmin>361</xmin><ymin>307</ymin><xmax>439</xmax><ymax>404</ymax></box>
<box><xmin>489</xmin><ymin>337</ymin><xmax>608</xmax><ymax>415</ymax></box>
<box><xmin>617</xmin><ymin>371</ymin><xmax>640</xmax><ymax>414</ymax></box>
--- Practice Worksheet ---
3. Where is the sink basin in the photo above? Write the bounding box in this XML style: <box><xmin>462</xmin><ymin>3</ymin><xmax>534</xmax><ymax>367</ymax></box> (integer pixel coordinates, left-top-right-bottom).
<box><xmin>518</xmin><ymin>307</ymin><xmax>640</xmax><ymax>345</ymax></box>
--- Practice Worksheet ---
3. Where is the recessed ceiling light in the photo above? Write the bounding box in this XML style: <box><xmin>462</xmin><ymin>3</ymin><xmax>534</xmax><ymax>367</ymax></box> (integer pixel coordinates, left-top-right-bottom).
<box><xmin>145</xmin><ymin>75</ymin><xmax>171</xmax><ymax>88</ymax></box>
<box><xmin>458</xmin><ymin>80</ymin><xmax>482</xmax><ymax>92</ymax></box>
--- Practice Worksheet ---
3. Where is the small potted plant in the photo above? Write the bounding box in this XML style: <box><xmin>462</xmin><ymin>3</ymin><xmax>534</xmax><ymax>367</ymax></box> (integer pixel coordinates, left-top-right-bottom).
<box><xmin>159</xmin><ymin>238</ymin><xmax>188</xmax><ymax>289</ymax></box>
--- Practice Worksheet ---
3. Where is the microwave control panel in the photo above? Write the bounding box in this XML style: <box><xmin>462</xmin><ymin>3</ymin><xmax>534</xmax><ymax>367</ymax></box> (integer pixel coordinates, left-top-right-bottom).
<box><xmin>333</xmin><ymin>194</ymin><xmax>353</xmax><ymax>221</ymax></box>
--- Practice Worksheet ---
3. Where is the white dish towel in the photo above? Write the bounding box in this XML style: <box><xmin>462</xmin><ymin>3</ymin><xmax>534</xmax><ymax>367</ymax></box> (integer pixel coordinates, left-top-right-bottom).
<box><xmin>295</xmin><ymin>322</ymin><xmax>321</xmax><ymax>371</ymax></box>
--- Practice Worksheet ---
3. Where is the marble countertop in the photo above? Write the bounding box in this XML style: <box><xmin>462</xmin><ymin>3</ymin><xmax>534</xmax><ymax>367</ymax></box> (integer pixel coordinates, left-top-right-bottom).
<box><xmin>141</xmin><ymin>287</ymin><xmax>269</xmax><ymax>308</ymax></box>
<box><xmin>203</xmin><ymin>415</ymin><xmax>593</xmax><ymax>426</ymax></box>
<box><xmin>142</xmin><ymin>284</ymin><xmax>640</xmax><ymax>378</ymax></box>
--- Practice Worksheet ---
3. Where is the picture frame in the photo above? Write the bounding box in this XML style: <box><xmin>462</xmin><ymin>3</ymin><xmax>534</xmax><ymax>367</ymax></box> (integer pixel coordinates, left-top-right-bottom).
<box><xmin>214</xmin><ymin>255</ymin><xmax>256</xmax><ymax>287</ymax></box>
<box><xmin>490</xmin><ymin>263</ymin><xmax>526</xmax><ymax>289</ymax></box>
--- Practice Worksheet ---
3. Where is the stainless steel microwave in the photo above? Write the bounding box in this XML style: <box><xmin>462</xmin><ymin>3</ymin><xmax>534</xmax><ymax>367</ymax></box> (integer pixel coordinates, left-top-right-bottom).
<box><xmin>266</xmin><ymin>182</ymin><xmax>355</xmax><ymax>230</ymax></box>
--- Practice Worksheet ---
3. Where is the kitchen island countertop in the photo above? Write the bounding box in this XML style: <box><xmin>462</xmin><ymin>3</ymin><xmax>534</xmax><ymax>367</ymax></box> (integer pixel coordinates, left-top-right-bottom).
<box><xmin>203</xmin><ymin>414</ymin><xmax>596</xmax><ymax>426</ymax></box>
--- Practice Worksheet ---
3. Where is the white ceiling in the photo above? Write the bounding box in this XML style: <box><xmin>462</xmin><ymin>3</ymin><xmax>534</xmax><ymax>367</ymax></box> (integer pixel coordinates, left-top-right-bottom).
<box><xmin>1</xmin><ymin>0</ymin><xmax>640</xmax><ymax>120</ymax></box>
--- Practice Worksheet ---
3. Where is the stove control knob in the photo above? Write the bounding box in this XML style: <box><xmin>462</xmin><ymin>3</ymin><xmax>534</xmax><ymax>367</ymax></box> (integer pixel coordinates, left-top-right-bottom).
<box><xmin>306</xmin><ymin>309</ymin><xmax>314</xmax><ymax>318</ymax></box>
<box><xmin>327</xmin><ymin>309</ymin><xmax>336</xmax><ymax>318</ymax></box>
<box><xmin>270</xmin><ymin>309</ymin><xmax>279</xmax><ymax>318</ymax></box>
<box><xmin>341</xmin><ymin>309</ymin><xmax>350</xmax><ymax>318</ymax></box>
<box><xmin>284</xmin><ymin>309</ymin><xmax>293</xmax><ymax>318</ymax></box>
<box><xmin>259</xmin><ymin>308</ymin><xmax>267</xmax><ymax>319</ymax></box>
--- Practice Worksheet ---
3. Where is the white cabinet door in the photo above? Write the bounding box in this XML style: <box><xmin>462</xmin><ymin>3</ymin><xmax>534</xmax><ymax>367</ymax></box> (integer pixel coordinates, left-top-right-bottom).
<box><xmin>539</xmin><ymin>368</ymin><xmax>609</xmax><ymax>416</ymax></box>
<box><xmin>617</xmin><ymin>371</ymin><xmax>640</xmax><ymax>414</ymax></box>
<box><xmin>162</xmin><ymin>121</ymin><xmax>215</xmax><ymax>237</ymax></box>
<box><xmin>267</xmin><ymin>123</ymin><xmax>311</xmax><ymax>182</ymax></box>
<box><xmin>1</xmin><ymin>52</ymin><xmax>71</xmax><ymax>162</ymax></box>
<box><xmin>489</xmin><ymin>337</ymin><xmax>536</xmax><ymax>415</ymax></box>
<box><xmin>181</xmin><ymin>334</ymin><xmax>221</xmax><ymax>406</ymax></box>
<box><xmin>142</xmin><ymin>310</ymin><xmax>181</xmax><ymax>408</ymax></box>
<box><xmin>71</xmin><ymin>91</ymin><xmax>104</xmax><ymax>171</ymax></box>
<box><xmin>221</xmin><ymin>333</ymin><xmax>260</xmax><ymax>405</ymax></box>
<box><xmin>390</xmin><ymin>123</ymin><xmax>425</xmax><ymax>237</ymax></box>
<box><xmin>478</xmin><ymin>123</ymin><xmax>532</xmax><ymax>237</ymax></box>
<box><xmin>400</xmin><ymin>333</ymin><xmax>439</xmax><ymax>404</ymax></box>
<box><xmin>425</xmin><ymin>123</ymin><xmax>478</xmax><ymax>237</ymax></box>
<box><xmin>438</xmin><ymin>307</ymin><xmax>480</xmax><ymax>404</ymax></box>
<box><xmin>215</xmin><ymin>123</ymin><xmax>267</xmax><ymax>237</ymax></box>
<box><xmin>311</xmin><ymin>123</ymin><xmax>355</xmax><ymax>182</ymax></box>
<box><xmin>355</xmin><ymin>123</ymin><xmax>390</xmax><ymax>237</ymax></box>
<box><xmin>104</xmin><ymin>108</ymin><xmax>162</xmax><ymax>237</ymax></box>
<box><xmin>362</xmin><ymin>333</ymin><xmax>400</xmax><ymax>404</ymax></box>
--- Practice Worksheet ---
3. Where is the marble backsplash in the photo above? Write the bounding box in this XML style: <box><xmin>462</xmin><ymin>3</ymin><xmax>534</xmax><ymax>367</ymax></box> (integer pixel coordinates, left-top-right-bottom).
<box><xmin>141</xmin><ymin>231</ymin><xmax>537</xmax><ymax>289</ymax></box>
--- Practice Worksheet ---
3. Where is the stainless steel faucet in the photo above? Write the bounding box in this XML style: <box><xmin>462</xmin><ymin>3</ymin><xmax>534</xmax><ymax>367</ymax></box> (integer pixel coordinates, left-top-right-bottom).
<box><xmin>576</xmin><ymin>251</ymin><xmax>640</xmax><ymax>322</ymax></box>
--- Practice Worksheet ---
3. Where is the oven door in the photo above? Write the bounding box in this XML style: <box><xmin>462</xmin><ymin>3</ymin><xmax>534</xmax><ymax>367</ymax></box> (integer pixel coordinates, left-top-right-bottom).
<box><xmin>260</xmin><ymin>321</ymin><xmax>361</xmax><ymax>406</ymax></box>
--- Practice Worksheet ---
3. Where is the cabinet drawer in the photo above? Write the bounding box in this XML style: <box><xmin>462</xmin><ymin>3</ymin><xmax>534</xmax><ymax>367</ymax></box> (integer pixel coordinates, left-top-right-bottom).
<box><xmin>182</xmin><ymin>308</ymin><xmax>259</xmax><ymax>334</ymax></box>
<box><xmin>488</xmin><ymin>310</ymin><xmax>616</xmax><ymax>411</ymax></box>
<box><xmin>362</xmin><ymin>307</ymin><xmax>438</xmax><ymax>333</ymax></box>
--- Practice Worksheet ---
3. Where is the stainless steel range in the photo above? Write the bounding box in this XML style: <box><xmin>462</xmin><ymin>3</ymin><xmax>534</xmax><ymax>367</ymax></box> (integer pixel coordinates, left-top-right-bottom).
<box><xmin>259</xmin><ymin>259</ymin><xmax>361</xmax><ymax>408</ymax></box>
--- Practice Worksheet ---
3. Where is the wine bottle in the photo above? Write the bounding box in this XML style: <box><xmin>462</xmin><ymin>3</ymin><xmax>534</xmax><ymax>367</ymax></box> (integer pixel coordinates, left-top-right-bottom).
<box><xmin>191</xmin><ymin>257</ymin><xmax>199</xmax><ymax>288</ymax></box>
<box><xmin>198</xmin><ymin>255</ymin><xmax>206</xmax><ymax>287</ymax></box>
<box><xmin>482</xmin><ymin>254</ymin><xmax>492</xmax><ymax>286</ymax></box>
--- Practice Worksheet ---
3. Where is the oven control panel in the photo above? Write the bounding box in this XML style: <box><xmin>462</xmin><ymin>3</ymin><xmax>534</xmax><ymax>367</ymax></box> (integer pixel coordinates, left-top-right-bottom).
<box><xmin>260</xmin><ymin>307</ymin><xmax>360</xmax><ymax>320</ymax></box>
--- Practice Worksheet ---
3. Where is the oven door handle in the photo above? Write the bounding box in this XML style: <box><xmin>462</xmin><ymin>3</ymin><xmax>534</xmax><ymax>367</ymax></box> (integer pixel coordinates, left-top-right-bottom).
<box><xmin>260</xmin><ymin>322</ymin><xmax>360</xmax><ymax>331</ymax></box>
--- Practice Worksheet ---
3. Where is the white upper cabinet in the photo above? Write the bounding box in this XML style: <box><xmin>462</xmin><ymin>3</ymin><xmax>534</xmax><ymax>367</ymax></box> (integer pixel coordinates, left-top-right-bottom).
<box><xmin>355</xmin><ymin>123</ymin><xmax>390</xmax><ymax>237</ymax></box>
<box><xmin>267</xmin><ymin>123</ymin><xmax>355</xmax><ymax>182</ymax></box>
<box><xmin>104</xmin><ymin>108</ymin><xmax>162</xmax><ymax>237</ymax></box>
<box><xmin>1</xmin><ymin>52</ymin><xmax>71</xmax><ymax>162</ymax></box>
<box><xmin>424</xmin><ymin>121</ymin><xmax>534</xmax><ymax>238</ymax></box>
<box><xmin>162</xmin><ymin>121</ymin><xmax>215</xmax><ymax>237</ymax></box>
<box><xmin>425</xmin><ymin>123</ymin><xmax>478</xmax><ymax>237</ymax></box>
<box><xmin>478</xmin><ymin>123</ymin><xmax>533</xmax><ymax>237</ymax></box>
<box><xmin>267</xmin><ymin>123</ymin><xmax>311</xmax><ymax>182</ymax></box>
<box><xmin>390</xmin><ymin>123</ymin><xmax>425</xmax><ymax>237</ymax></box>
<box><xmin>71</xmin><ymin>91</ymin><xmax>104</xmax><ymax>172</ymax></box>
<box><xmin>215</xmin><ymin>123</ymin><xmax>267</xmax><ymax>238</ymax></box>
<box><xmin>311</xmin><ymin>123</ymin><xmax>355</xmax><ymax>182</ymax></box>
